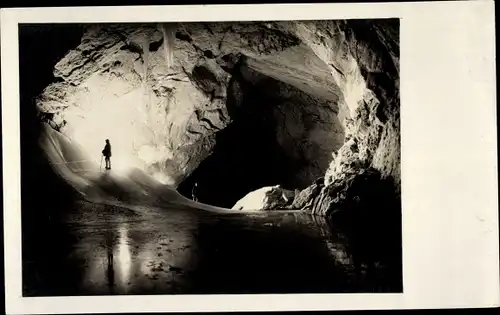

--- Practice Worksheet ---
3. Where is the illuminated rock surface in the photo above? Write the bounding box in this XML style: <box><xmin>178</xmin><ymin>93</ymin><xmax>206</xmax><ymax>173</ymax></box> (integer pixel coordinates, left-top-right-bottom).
<box><xmin>20</xmin><ymin>19</ymin><xmax>402</xmax><ymax>296</ymax></box>
<box><xmin>34</xmin><ymin>19</ymin><xmax>399</xmax><ymax>216</ymax></box>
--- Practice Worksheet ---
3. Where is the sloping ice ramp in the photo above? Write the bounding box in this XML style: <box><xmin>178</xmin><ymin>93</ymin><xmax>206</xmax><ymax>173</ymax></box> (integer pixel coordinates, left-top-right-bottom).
<box><xmin>38</xmin><ymin>123</ymin><xmax>233</xmax><ymax>213</ymax></box>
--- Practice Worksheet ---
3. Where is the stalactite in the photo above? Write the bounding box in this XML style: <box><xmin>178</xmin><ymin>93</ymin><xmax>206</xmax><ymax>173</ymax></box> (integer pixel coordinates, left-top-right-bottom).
<box><xmin>140</xmin><ymin>38</ymin><xmax>150</xmax><ymax>108</ymax></box>
<box><xmin>160</xmin><ymin>23</ymin><xmax>176</xmax><ymax>70</ymax></box>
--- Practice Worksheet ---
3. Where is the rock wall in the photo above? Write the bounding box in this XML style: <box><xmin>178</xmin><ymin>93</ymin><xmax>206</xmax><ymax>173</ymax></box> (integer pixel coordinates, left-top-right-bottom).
<box><xmin>275</xmin><ymin>19</ymin><xmax>401</xmax><ymax>218</ymax></box>
<box><xmin>34</xmin><ymin>19</ymin><xmax>399</xmax><ymax>214</ymax></box>
<box><xmin>232</xmin><ymin>185</ymin><xmax>295</xmax><ymax>211</ymax></box>
<box><xmin>36</xmin><ymin>23</ymin><xmax>234</xmax><ymax>185</ymax></box>
<box><xmin>35</xmin><ymin>21</ymin><xmax>346</xmax><ymax>195</ymax></box>
<box><xmin>231</xmin><ymin>19</ymin><xmax>400</xmax><ymax>217</ymax></box>
<box><xmin>239</xmin><ymin>64</ymin><xmax>344</xmax><ymax>188</ymax></box>
<box><xmin>175</xmin><ymin>60</ymin><xmax>344</xmax><ymax>208</ymax></box>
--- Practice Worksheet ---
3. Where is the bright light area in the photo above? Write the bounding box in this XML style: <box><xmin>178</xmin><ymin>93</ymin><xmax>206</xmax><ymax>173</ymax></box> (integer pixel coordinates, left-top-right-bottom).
<box><xmin>327</xmin><ymin>54</ymin><xmax>371</xmax><ymax>118</ymax></box>
<box><xmin>60</xmin><ymin>73</ymin><xmax>175</xmax><ymax>180</ymax></box>
<box><xmin>153</xmin><ymin>172</ymin><xmax>176</xmax><ymax>186</ymax></box>
<box><xmin>232</xmin><ymin>186</ymin><xmax>273</xmax><ymax>210</ymax></box>
<box><xmin>116</xmin><ymin>223</ymin><xmax>132</xmax><ymax>287</ymax></box>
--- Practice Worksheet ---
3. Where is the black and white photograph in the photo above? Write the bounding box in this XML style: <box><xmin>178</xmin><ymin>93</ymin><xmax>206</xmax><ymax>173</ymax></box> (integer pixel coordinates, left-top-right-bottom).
<box><xmin>2</xmin><ymin>1</ymin><xmax>498</xmax><ymax>313</ymax></box>
<box><xmin>19</xmin><ymin>17</ymin><xmax>402</xmax><ymax>296</ymax></box>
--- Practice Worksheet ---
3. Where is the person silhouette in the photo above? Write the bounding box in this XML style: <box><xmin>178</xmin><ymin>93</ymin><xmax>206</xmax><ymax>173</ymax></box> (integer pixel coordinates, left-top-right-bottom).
<box><xmin>102</xmin><ymin>139</ymin><xmax>112</xmax><ymax>170</ymax></box>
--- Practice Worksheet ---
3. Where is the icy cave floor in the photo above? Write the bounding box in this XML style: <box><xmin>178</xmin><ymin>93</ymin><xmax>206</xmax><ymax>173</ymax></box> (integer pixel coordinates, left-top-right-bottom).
<box><xmin>22</xmin><ymin>198</ymin><xmax>402</xmax><ymax>296</ymax></box>
<box><xmin>21</xmin><ymin>124</ymin><xmax>402</xmax><ymax>295</ymax></box>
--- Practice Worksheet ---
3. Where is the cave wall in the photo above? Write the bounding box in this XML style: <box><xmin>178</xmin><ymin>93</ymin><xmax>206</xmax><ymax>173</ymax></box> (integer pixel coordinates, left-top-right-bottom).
<box><xmin>279</xmin><ymin>19</ymin><xmax>400</xmax><ymax>218</ymax></box>
<box><xmin>177</xmin><ymin>59</ymin><xmax>344</xmax><ymax>207</ymax></box>
<box><xmin>293</xmin><ymin>20</ymin><xmax>399</xmax><ymax>188</ymax></box>
<box><xmin>240</xmin><ymin>63</ymin><xmax>345</xmax><ymax>188</ymax></box>
<box><xmin>34</xmin><ymin>21</ymin><xmax>346</xmax><ymax>194</ymax></box>
<box><xmin>19</xmin><ymin>25</ymin><xmax>89</xmax><ymax>287</ymax></box>
<box><xmin>31</xmin><ymin>19</ymin><xmax>399</xmax><ymax>213</ymax></box>
<box><xmin>36</xmin><ymin>23</ymin><xmax>232</xmax><ymax>185</ymax></box>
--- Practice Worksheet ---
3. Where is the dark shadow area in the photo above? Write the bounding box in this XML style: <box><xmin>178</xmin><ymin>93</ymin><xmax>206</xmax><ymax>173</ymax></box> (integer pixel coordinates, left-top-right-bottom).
<box><xmin>177</xmin><ymin>62</ymin><xmax>333</xmax><ymax>208</ymax></box>
<box><xmin>19</xmin><ymin>24</ymin><xmax>86</xmax><ymax>296</ymax></box>
<box><xmin>17</xmin><ymin>22</ymin><xmax>402</xmax><ymax>296</ymax></box>
<box><xmin>19</xmin><ymin>23</ymin><xmax>86</xmax><ymax>205</ymax></box>
<box><xmin>327</xmin><ymin>169</ymin><xmax>403</xmax><ymax>292</ymax></box>
<box><xmin>182</xmin><ymin>211</ymin><xmax>402</xmax><ymax>294</ymax></box>
<box><xmin>186</xmin><ymin>214</ymin><xmax>350</xmax><ymax>294</ymax></box>
<box><xmin>104</xmin><ymin>226</ymin><xmax>117</xmax><ymax>295</ymax></box>
<box><xmin>23</xmin><ymin>200</ymin><xmax>403</xmax><ymax>296</ymax></box>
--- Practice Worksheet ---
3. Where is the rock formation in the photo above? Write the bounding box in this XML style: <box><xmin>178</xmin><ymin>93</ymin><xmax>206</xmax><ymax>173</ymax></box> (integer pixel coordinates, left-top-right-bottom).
<box><xmin>290</xmin><ymin>177</ymin><xmax>325</xmax><ymax>210</ymax></box>
<box><xmin>291</xmin><ymin>20</ymin><xmax>401</xmax><ymax>218</ymax></box>
<box><xmin>229</xmin><ymin>20</ymin><xmax>400</xmax><ymax>218</ymax></box>
<box><xmin>232</xmin><ymin>185</ymin><xmax>295</xmax><ymax>211</ymax></box>
<box><xmin>33</xmin><ymin>19</ymin><xmax>400</xmax><ymax>216</ymax></box>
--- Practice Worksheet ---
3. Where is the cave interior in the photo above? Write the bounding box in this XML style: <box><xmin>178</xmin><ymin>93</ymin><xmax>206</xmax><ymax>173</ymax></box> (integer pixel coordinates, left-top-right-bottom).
<box><xmin>20</xmin><ymin>22</ymin><xmax>348</xmax><ymax>209</ymax></box>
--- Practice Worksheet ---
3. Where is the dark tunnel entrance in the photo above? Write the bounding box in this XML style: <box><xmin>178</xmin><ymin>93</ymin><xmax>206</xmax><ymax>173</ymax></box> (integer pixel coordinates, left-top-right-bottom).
<box><xmin>176</xmin><ymin>84</ymin><xmax>291</xmax><ymax>208</ymax></box>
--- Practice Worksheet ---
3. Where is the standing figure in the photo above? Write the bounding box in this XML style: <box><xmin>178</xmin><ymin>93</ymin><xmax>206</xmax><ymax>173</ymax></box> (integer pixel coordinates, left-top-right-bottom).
<box><xmin>192</xmin><ymin>182</ymin><xmax>198</xmax><ymax>202</ymax></box>
<box><xmin>102</xmin><ymin>139</ymin><xmax>112</xmax><ymax>170</ymax></box>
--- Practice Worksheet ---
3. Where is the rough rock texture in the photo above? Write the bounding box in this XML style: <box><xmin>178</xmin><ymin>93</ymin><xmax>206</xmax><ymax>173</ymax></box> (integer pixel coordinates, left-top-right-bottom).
<box><xmin>232</xmin><ymin>185</ymin><xmax>295</xmax><ymax>211</ymax></box>
<box><xmin>37</xmin><ymin>24</ymin><xmax>234</xmax><ymax>185</ymax></box>
<box><xmin>277</xmin><ymin>20</ymin><xmax>401</xmax><ymax>217</ymax></box>
<box><xmin>290</xmin><ymin>177</ymin><xmax>324</xmax><ymax>210</ymax></box>
<box><xmin>35</xmin><ymin>20</ymin><xmax>399</xmax><ymax>213</ymax></box>
<box><xmin>239</xmin><ymin>65</ymin><xmax>344</xmax><ymax>188</ymax></box>
<box><xmin>36</xmin><ymin>22</ymin><xmax>346</xmax><ymax>189</ymax></box>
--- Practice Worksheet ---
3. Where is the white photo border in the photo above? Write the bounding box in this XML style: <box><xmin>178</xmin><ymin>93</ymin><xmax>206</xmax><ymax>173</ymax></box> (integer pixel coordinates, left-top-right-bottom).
<box><xmin>2</xmin><ymin>1</ymin><xmax>498</xmax><ymax>313</ymax></box>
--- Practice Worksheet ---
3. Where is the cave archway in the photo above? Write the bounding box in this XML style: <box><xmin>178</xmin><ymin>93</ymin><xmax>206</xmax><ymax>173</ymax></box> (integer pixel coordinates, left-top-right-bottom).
<box><xmin>24</xmin><ymin>22</ymin><xmax>351</xmax><ymax>209</ymax></box>
<box><xmin>177</xmin><ymin>59</ymin><xmax>345</xmax><ymax>208</ymax></box>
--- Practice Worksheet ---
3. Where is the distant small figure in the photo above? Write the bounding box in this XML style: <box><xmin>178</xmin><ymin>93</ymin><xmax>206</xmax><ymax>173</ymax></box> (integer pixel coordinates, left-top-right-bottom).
<box><xmin>102</xmin><ymin>139</ymin><xmax>112</xmax><ymax>170</ymax></box>
<box><xmin>192</xmin><ymin>182</ymin><xmax>198</xmax><ymax>202</ymax></box>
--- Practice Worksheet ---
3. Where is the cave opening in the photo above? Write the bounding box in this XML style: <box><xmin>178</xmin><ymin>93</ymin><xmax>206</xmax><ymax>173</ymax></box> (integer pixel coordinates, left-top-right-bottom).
<box><xmin>15</xmin><ymin>19</ymin><xmax>404</xmax><ymax>297</ymax></box>
<box><xmin>22</xmin><ymin>23</ymin><xmax>347</xmax><ymax>210</ymax></box>
<box><xmin>177</xmin><ymin>58</ymin><xmax>345</xmax><ymax>208</ymax></box>
<box><xmin>177</xmin><ymin>71</ymin><xmax>289</xmax><ymax>208</ymax></box>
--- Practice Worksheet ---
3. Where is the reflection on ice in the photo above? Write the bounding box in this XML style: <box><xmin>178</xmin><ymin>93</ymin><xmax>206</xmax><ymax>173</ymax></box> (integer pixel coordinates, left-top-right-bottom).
<box><xmin>116</xmin><ymin>223</ymin><xmax>132</xmax><ymax>288</ymax></box>
<box><xmin>24</xmin><ymin>199</ymin><xmax>402</xmax><ymax>295</ymax></box>
<box><xmin>67</xmin><ymin>202</ymin><xmax>198</xmax><ymax>295</ymax></box>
